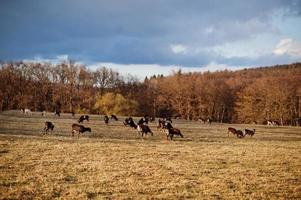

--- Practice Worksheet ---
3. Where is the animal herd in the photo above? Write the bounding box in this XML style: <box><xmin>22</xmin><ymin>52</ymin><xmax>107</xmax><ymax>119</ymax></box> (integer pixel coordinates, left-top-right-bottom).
<box><xmin>41</xmin><ymin>114</ymin><xmax>185</xmax><ymax>140</ymax></box>
<box><xmin>122</xmin><ymin>116</ymin><xmax>183</xmax><ymax>140</ymax></box>
<box><xmin>227</xmin><ymin>127</ymin><xmax>256</xmax><ymax>138</ymax></box>
<box><xmin>21</xmin><ymin>108</ymin><xmax>260</xmax><ymax>140</ymax></box>
<box><xmin>267</xmin><ymin>120</ymin><xmax>280</xmax><ymax>126</ymax></box>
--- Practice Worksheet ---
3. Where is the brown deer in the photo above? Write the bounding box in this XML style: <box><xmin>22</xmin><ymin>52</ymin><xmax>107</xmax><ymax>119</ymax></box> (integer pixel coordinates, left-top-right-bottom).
<box><xmin>236</xmin><ymin>130</ymin><xmax>245</xmax><ymax>138</ymax></box>
<box><xmin>78</xmin><ymin>115</ymin><xmax>89</xmax><ymax>123</ymax></box>
<box><xmin>111</xmin><ymin>114</ymin><xmax>118</xmax><ymax>121</ymax></box>
<box><xmin>245</xmin><ymin>129</ymin><xmax>255</xmax><ymax>136</ymax></box>
<box><xmin>43</xmin><ymin>121</ymin><xmax>54</xmax><ymax>134</ymax></box>
<box><xmin>137</xmin><ymin>124</ymin><xmax>153</xmax><ymax>136</ymax></box>
<box><xmin>104</xmin><ymin>115</ymin><xmax>109</xmax><ymax>124</ymax></box>
<box><xmin>71</xmin><ymin>124</ymin><xmax>91</xmax><ymax>138</ymax></box>
<box><xmin>227</xmin><ymin>127</ymin><xmax>237</xmax><ymax>136</ymax></box>
<box><xmin>267</xmin><ymin>120</ymin><xmax>273</xmax><ymax>125</ymax></box>
<box><xmin>165</xmin><ymin>122</ymin><xmax>183</xmax><ymax>140</ymax></box>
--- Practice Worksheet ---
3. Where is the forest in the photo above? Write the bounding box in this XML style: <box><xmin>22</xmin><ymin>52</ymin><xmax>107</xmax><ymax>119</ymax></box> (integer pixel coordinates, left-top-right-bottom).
<box><xmin>0</xmin><ymin>61</ymin><xmax>300</xmax><ymax>125</ymax></box>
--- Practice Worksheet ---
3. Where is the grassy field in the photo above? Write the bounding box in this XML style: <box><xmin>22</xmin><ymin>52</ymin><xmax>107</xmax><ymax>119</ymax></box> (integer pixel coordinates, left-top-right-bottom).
<box><xmin>0</xmin><ymin>110</ymin><xmax>301</xmax><ymax>199</ymax></box>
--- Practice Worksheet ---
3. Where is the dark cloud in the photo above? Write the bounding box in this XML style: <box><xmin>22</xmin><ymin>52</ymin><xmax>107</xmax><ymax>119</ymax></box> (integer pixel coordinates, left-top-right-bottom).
<box><xmin>0</xmin><ymin>0</ymin><xmax>300</xmax><ymax>66</ymax></box>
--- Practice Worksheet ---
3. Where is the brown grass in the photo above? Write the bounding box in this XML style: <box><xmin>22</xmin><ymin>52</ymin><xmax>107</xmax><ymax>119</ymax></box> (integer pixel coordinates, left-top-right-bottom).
<box><xmin>0</xmin><ymin>110</ymin><xmax>301</xmax><ymax>199</ymax></box>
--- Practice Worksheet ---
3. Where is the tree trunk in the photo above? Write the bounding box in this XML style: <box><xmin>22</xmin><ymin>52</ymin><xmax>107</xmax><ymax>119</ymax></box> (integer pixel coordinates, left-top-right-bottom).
<box><xmin>220</xmin><ymin>105</ymin><xmax>225</xmax><ymax>123</ymax></box>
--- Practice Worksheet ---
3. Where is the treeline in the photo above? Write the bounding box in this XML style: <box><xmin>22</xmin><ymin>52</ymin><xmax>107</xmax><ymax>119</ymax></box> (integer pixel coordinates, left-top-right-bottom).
<box><xmin>150</xmin><ymin>64</ymin><xmax>301</xmax><ymax>125</ymax></box>
<box><xmin>0</xmin><ymin>61</ymin><xmax>300</xmax><ymax>125</ymax></box>
<box><xmin>0</xmin><ymin>60</ymin><xmax>142</xmax><ymax>116</ymax></box>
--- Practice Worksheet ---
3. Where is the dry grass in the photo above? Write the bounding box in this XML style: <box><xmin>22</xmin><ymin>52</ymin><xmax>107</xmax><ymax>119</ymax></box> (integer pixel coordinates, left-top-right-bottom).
<box><xmin>0</xmin><ymin>110</ymin><xmax>301</xmax><ymax>199</ymax></box>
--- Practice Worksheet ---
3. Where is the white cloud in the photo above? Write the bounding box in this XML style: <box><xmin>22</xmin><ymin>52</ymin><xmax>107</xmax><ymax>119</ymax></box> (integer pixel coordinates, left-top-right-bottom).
<box><xmin>273</xmin><ymin>38</ymin><xmax>301</xmax><ymax>57</ymax></box>
<box><xmin>57</xmin><ymin>54</ymin><xmax>69</xmax><ymax>61</ymax></box>
<box><xmin>22</xmin><ymin>55</ymin><xmax>248</xmax><ymax>81</ymax></box>
<box><xmin>89</xmin><ymin>63</ymin><xmax>183</xmax><ymax>79</ymax></box>
<box><xmin>23</xmin><ymin>54</ymin><xmax>71</xmax><ymax>64</ymax></box>
<box><xmin>200</xmin><ymin>62</ymin><xmax>247</xmax><ymax>71</ymax></box>
<box><xmin>88</xmin><ymin>62</ymin><xmax>246</xmax><ymax>80</ymax></box>
<box><xmin>170</xmin><ymin>44</ymin><xmax>188</xmax><ymax>54</ymax></box>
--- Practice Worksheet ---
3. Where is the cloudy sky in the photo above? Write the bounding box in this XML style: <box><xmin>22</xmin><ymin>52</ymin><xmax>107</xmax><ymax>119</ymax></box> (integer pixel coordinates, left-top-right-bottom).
<box><xmin>1</xmin><ymin>0</ymin><xmax>301</xmax><ymax>78</ymax></box>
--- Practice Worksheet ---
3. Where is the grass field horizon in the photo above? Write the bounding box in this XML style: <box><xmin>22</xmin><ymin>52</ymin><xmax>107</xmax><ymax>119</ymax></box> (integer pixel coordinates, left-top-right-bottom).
<box><xmin>1</xmin><ymin>110</ymin><xmax>301</xmax><ymax>199</ymax></box>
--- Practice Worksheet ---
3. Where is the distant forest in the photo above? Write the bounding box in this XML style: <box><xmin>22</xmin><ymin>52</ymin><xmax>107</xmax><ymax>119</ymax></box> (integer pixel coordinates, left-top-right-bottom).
<box><xmin>1</xmin><ymin>61</ymin><xmax>300</xmax><ymax>125</ymax></box>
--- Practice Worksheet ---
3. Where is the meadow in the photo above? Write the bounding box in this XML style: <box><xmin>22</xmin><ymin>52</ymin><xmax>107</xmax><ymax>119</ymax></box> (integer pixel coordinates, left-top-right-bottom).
<box><xmin>0</xmin><ymin>110</ymin><xmax>301</xmax><ymax>199</ymax></box>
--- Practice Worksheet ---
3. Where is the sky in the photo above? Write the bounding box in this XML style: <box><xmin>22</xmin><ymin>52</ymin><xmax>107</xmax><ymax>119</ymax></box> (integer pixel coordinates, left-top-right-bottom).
<box><xmin>1</xmin><ymin>0</ymin><xmax>301</xmax><ymax>78</ymax></box>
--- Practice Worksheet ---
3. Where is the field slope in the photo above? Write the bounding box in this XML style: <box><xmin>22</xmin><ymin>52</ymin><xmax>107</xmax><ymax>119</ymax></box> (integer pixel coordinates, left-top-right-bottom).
<box><xmin>0</xmin><ymin>111</ymin><xmax>301</xmax><ymax>199</ymax></box>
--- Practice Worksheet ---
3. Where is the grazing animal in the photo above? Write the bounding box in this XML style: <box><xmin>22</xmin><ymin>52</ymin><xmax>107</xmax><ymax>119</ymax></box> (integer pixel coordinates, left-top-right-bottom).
<box><xmin>111</xmin><ymin>114</ymin><xmax>118</xmax><ymax>121</ymax></box>
<box><xmin>128</xmin><ymin>118</ymin><xmax>137</xmax><ymax>129</ymax></box>
<box><xmin>267</xmin><ymin>120</ymin><xmax>273</xmax><ymax>126</ymax></box>
<box><xmin>123</xmin><ymin>117</ymin><xmax>130</xmax><ymax>126</ymax></box>
<box><xmin>25</xmin><ymin>109</ymin><xmax>32</xmax><ymax>115</ymax></box>
<box><xmin>138</xmin><ymin>117</ymin><xmax>148</xmax><ymax>125</ymax></box>
<box><xmin>227</xmin><ymin>127</ymin><xmax>245</xmax><ymax>138</ymax></box>
<box><xmin>21</xmin><ymin>108</ymin><xmax>32</xmax><ymax>115</ymax></box>
<box><xmin>41</xmin><ymin>111</ymin><xmax>46</xmax><ymax>117</ymax></box>
<box><xmin>227</xmin><ymin>127</ymin><xmax>237</xmax><ymax>136</ymax></box>
<box><xmin>78</xmin><ymin>115</ymin><xmax>89</xmax><ymax>123</ymax></box>
<box><xmin>157</xmin><ymin>119</ymin><xmax>170</xmax><ymax>134</ymax></box>
<box><xmin>43</xmin><ymin>121</ymin><xmax>54</xmax><ymax>134</ymax></box>
<box><xmin>267</xmin><ymin>120</ymin><xmax>280</xmax><ymax>126</ymax></box>
<box><xmin>165</xmin><ymin>121</ymin><xmax>173</xmax><ymax>129</ymax></box>
<box><xmin>236</xmin><ymin>130</ymin><xmax>245</xmax><ymax>138</ymax></box>
<box><xmin>71</xmin><ymin>123</ymin><xmax>91</xmax><ymax>137</ymax></box>
<box><xmin>54</xmin><ymin>110</ymin><xmax>61</xmax><ymax>117</ymax></box>
<box><xmin>245</xmin><ymin>129</ymin><xmax>256</xmax><ymax>136</ymax></box>
<box><xmin>104</xmin><ymin>115</ymin><xmax>109</xmax><ymax>124</ymax></box>
<box><xmin>137</xmin><ymin>124</ymin><xmax>153</xmax><ymax>136</ymax></box>
<box><xmin>165</xmin><ymin>122</ymin><xmax>183</xmax><ymax>140</ymax></box>
<box><xmin>206</xmin><ymin>118</ymin><xmax>212</xmax><ymax>125</ymax></box>
<box><xmin>124</xmin><ymin>117</ymin><xmax>137</xmax><ymax>129</ymax></box>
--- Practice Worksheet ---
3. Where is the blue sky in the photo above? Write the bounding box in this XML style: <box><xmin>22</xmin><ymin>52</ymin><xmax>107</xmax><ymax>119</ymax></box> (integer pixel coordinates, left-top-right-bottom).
<box><xmin>1</xmin><ymin>0</ymin><xmax>301</xmax><ymax>78</ymax></box>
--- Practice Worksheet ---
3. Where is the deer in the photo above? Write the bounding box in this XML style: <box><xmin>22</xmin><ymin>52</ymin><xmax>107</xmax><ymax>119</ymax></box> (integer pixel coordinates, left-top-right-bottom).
<box><xmin>227</xmin><ymin>127</ymin><xmax>237</xmax><ymax>137</ymax></box>
<box><xmin>71</xmin><ymin>124</ymin><xmax>91</xmax><ymax>138</ymax></box>
<box><xmin>137</xmin><ymin>124</ymin><xmax>153</xmax><ymax>137</ymax></box>
<box><xmin>43</xmin><ymin>121</ymin><xmax>54</xmax><ymax>135</ymax></box>
<box><xmin>104</xmin><ymin>115</ymin><xmax>109</xmax><ymax>124</ymax></box>
<box><xmin>165</xmin><ymin>122</ymin><xmax>183</xmax><ymax>140</ymax></box>
<box><xmin>78</xmin><ymin>115</ymin><xmax>89</xmax><ymax>123</ymax></box>
<box><xmin>235</xmin><ymin>130</ymin><xmax>245</xmax><ymax>138</ymax></box>
<box><xmin>245</xmin><ymin>129</ymin><xmax>255</xmax><ymax>136</ymax></box>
